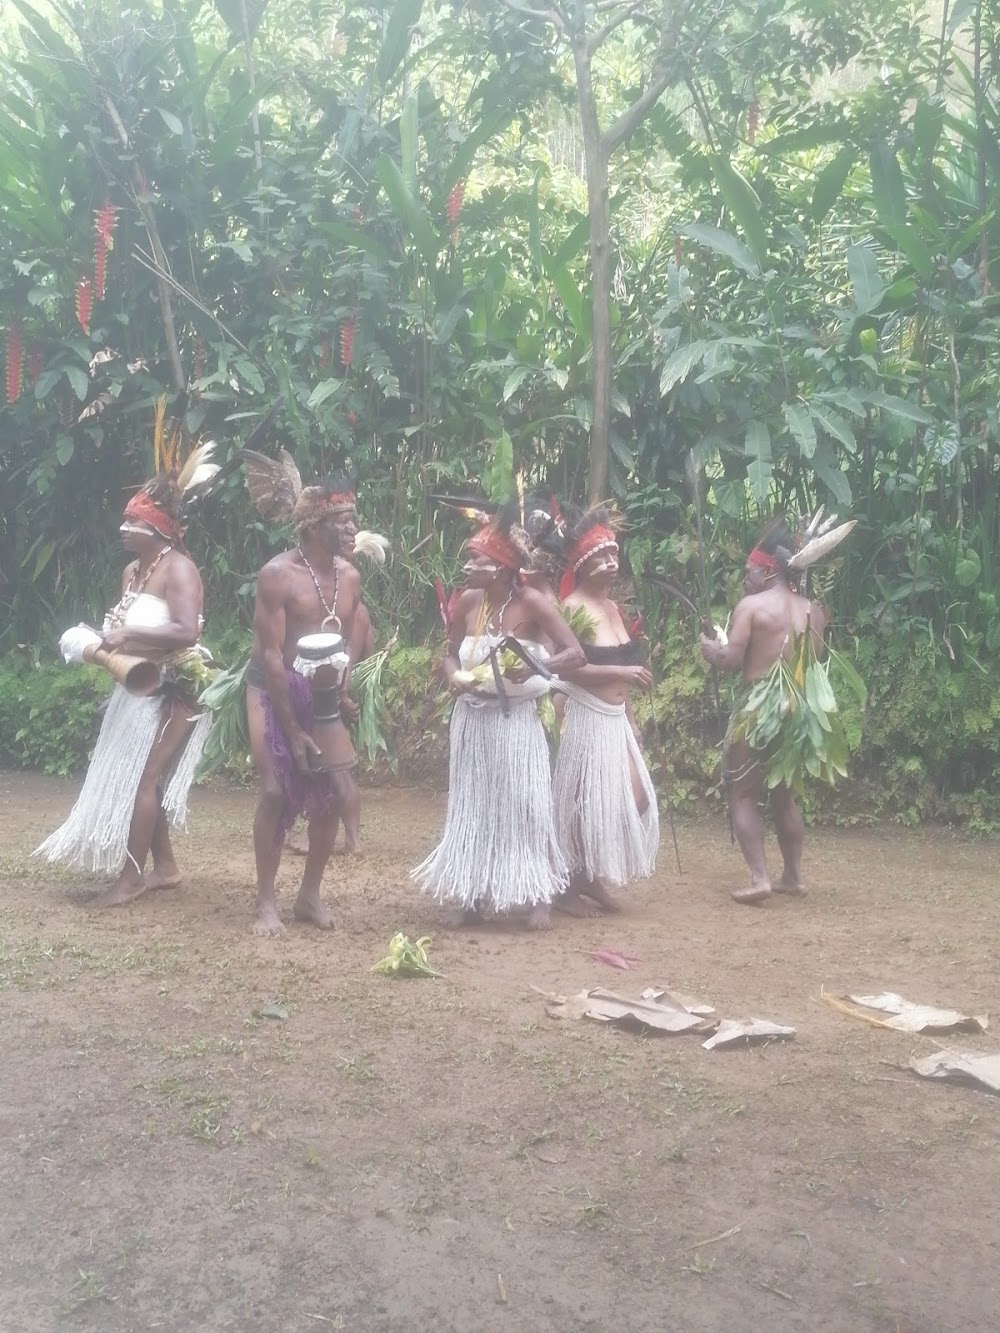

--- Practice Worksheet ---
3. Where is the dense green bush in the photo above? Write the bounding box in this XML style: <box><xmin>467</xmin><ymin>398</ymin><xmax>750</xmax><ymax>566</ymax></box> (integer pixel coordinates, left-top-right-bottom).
<box><xmin>5</xmin><ymin>629</ymin><xmax>998</xmax><ymax>830</ymax></box>
<box><xmin>0</xmin><ymin>657</ymin><xmax>109</xmax><ymax>776</ymax></box>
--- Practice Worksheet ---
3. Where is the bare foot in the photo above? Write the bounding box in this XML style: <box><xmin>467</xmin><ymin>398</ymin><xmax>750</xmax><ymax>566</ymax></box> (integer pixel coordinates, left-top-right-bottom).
<box><xmin>95</xmin><ymin>878</ymin><xmax>147</xmax><ymax>908</ymax></box>
<box><xmin>773</xmin><ymin>877</ymin><xmax>807</xmax><ymax>897</ymax></box>
<box><xmin>146</xmin><ymin>868</ymin><xmax>182</xmax><ymax>891</ymax></box>
<box><xmin>555</xmin><ymin>892</ymin><xmax>602</xmax><ymax>919</ymax></box>
<box><xmin>252</xmin><ymin>903</ymin><xmax>286</xmax><ymax>937</ymax></box>
<box><xmin>285</xmin><ymin>833</ymin><xmax>308</xmax><ymax>857</ymax></box>
<box><xmin>525</xmin><ymin>904</ymin><xmax>553</xmax><ymax>931</ymax></box>
<box><xmin>443</xmin><ymin>907</ymin><xmax>481</xmax><ymax>929</ymax></box>
<box><xmin>580</xmin><ymin>881</ymin><xmax>622</xmax><ymax>914</ymax></box>
<box><xmin>731</xmin><ymin>881</ymin><xmax>772</xmax><ymax>907</ymax></box>
<box><xmin>293</xmin><ymin>895</ymin><xmax>335</xmax><ymax>929</ymax></box>
<box><xmin>335</xmin><ymin>841</ymin><xmax>363</xmax><ymax>858</ymax></box>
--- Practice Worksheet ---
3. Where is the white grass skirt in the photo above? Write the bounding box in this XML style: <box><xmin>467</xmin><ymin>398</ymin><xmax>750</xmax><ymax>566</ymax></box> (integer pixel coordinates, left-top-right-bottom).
<box><xmin>412</xmin><ymin>693</ymin><xmax>568</xmax><ymax>911</ymax></box>
<box><xmin>33</xmin><ymin>685</ymin><xmax>212</xmax><ymax>875</ymax></box>
<box><xmin>552</xmin><ymin>683</ymin><xmax>659</xmax><ymax>888</ymax></box>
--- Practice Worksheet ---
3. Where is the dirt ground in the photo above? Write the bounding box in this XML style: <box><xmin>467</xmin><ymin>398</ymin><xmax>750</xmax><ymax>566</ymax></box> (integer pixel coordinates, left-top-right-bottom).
<box><xmin>2</xmin><ymin>771</ymin><xmax>999</xmax><ymax>1332</ymax></box>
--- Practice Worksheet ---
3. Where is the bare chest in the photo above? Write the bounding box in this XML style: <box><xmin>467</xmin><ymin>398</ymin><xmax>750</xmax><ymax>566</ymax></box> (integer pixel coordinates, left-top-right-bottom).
<box><xmin>286</xmin><ymin>562</ymin><xmax>349</xmax><ymax>633</ymax></box>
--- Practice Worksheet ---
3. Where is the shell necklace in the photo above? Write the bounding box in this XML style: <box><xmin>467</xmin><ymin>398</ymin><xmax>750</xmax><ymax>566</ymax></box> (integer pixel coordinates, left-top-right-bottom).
<box><xmin>482</xmin><ymin>584</ymin><xmax>516</xmax><ymax>643</ymax></box>
<box><xmin>105</xmin><ymin>544</ymin><xmax>171</xmax><ymax>631</ymax></box>
<box><xmin>298</xmin><ymin>547</ymin><xmax>341</xmax><ymax>631</ymax></box>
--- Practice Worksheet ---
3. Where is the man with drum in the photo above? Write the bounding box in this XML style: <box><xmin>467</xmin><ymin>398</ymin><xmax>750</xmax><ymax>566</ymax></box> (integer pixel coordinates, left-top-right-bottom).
<box><xmin>245</xmin><ymin>475</ymin><xmax>361</xmax><ymax>936</ymax></box>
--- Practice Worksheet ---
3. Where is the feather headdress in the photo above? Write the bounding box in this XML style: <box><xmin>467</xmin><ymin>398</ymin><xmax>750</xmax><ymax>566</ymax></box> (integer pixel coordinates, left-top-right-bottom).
<box><xmin>787</xmin><ymin>509</ymin><xmax>856</xmax><ymax>570</ymax></box>
<box><xmin>430</xmin><ymin>493</ymin><xmax>496</xmax><ymax>526</ymax></box>
<box><xmin>558</xmin><ymin>503</ymin><xmax>622</xmax><ymax>599</ymax></box>
<box><xmin>122</xmin><ymin>396</ymin><xmax>221</xmax><ymax>545</ymax></box>
<box><xmin>243</xmin><ymin>447</ymin><xmax>303</xmax><ymax>520</ymax></box>
<box><xmin>748</xmin><ymin>511</ymin><xmax>856</xmax><ymax>577</ymax></box>
<box><xmin>241</xmin><ymin>449</ymin><xmax>356</xmax><ymax>533</ymax></box>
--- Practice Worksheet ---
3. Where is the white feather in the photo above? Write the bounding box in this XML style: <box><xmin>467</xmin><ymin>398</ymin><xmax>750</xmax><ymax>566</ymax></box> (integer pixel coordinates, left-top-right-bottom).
<box><xmin>787</xmin><ymin>519</ymin><xmax>857</xmax><ymax>569</ymax></box>
<box><xmin>178</xmin><ymin>440</ymin><xmax>218</xmax><ymax>492</ymax></box>
<box><xmin>187</xmin><ymin>462</ymin><xmax>221</xmax><ymax>490</ymax></box>
<box><xmin>353</xmin><ymin>530</ymin><xmax>390</xmax><ymax>565</ymax></box>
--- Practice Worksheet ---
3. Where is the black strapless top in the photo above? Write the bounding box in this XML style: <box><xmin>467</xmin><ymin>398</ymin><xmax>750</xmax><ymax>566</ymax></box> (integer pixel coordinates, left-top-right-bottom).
<box><xmin>583</xmin><ymin>640</ymin><xmax>645</xmax><ymax>666</ymax></box>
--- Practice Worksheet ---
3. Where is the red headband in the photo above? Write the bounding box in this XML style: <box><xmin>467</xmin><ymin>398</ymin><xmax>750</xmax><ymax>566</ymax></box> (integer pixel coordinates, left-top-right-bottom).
<box><xmin>747</xmin><ymin>547</ymin><xmax>782</xmax><ymax>575</ymax></box>
<box><xmin>559</xmin><ymin>524</ymin><xmax>618</xmax><ymax>600</ymax></box>
<box><xmin>467</xmin><ymin>525</ymin><xmax>522</xmax><ymax>571</ymax></box>
<box><xmin>123</xmin><ymin>491</ymin><xmax>182</xmax><ymax>544</ymax></box>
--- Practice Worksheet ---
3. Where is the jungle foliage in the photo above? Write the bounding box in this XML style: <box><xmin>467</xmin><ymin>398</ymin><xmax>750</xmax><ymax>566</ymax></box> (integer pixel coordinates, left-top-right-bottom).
<box><xmin>2</xmin><ymin>0</ymin><xmax>1000</xmax><ymax>823</ymax></box>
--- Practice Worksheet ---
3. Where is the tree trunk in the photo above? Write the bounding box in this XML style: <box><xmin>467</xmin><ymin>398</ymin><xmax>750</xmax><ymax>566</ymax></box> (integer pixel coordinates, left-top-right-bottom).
<box><xmin>573</xmin><ymin>40</ymin><xmax>612</xmax><ymax>504</ymax></box>
<box><xmin>586</xmin><ymin>147</ymin><xmax>612</xmax><ymax>504</ymax></box>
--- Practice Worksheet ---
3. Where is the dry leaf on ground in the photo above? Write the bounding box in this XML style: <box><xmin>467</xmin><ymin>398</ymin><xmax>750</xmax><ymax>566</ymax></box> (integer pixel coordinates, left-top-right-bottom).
<box><xmin>909</xmin><ymin>1049</ymin><xmax>1000</xmax><ymax>1094</ymax></box>
<box><xmin>535</xmin><ymin>987</ymin><xmax>711</xmax><ymax>1035</ymax></box>
<box><xmin>834</xmin><ymin>990</ymin><xmax>988</xmax><ymax>1034</ymax></box>
<box><xmin>640</xmin><ymin>987</ymin><xmax>717</xmax><ymax>1017</ymax></box>
<box><xmin>702</xmin><ymin>1019</ymin><xmax>796</xmax><ymax>1050</ymax></box>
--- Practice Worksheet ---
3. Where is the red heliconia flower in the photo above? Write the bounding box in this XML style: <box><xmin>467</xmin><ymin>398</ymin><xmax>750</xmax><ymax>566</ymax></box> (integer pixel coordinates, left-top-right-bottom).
<box><xmin>93</xmin><ymin>201</ymin><xmax>119</xmax><ymax>300</ymax></box>
<box><xmin>446</xmin><ymin>180</ymin><xmax>465</xmax><ymax>226</ymax></box>
<box><xmin>6</xmin><ymin>323</ymin><xmax>23</xmax><ymax>403</ymax></box>
<box><xmin>28</xmin><ymin>345</ymin><xmax>43</xmax><ymax>386</ymax></box>
<box><xmin>747</xmin><ymin>100</ymin><xmax>759</xmax><ymax>145</ymax></box>
<box><xmin>75</xmin><ymin>277</ymin><xmax>93</xmax><ymax>336</ymax></box>
<box><xmin>318</xmin><ymin>338</ymin><xmax>329</xmax><ymax>369</ymax></box>
<box><xmin>339</xmin><ymin>316</ymin><xmax>356</xmax><ymax>370</ymax></box>
<box><xmin>347</xmin><ymin>410</ymin><xmax>357</xmax><ymax>426</ymax></box>
<box><xmin>674</xmin><ymin>236</ymin><xmax>683</xmax><ymax>267</ymax></box>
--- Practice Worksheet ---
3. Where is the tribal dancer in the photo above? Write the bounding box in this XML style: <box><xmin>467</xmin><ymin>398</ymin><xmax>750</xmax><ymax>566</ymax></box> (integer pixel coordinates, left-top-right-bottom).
<box><xmin>412</xmin><ymin>506</ymin><xmax>585</xmax><ymax>929</ymax></box>
<box><xmin>700</xmin><ymin>519</ymin><xmax>837</xmax><ymax>906</ymax></box>
<box><xmin>552</xmin><ymin>507</ymin><xmax>659</xmax><ymax>915</ymax></box>
<box><xmin>245</xmin><ymin>470</ymin><xmax>361</xmax><ymax>935</ymax></box>
<box><xmin>285</xmin><ymin>528</ymin><xmax>386</xmax><ymax>858</ymax></box>
<box><xmin>35</xmin><ymin>426</ymin><xmax>219</xmax><ymax>907</ymax></box>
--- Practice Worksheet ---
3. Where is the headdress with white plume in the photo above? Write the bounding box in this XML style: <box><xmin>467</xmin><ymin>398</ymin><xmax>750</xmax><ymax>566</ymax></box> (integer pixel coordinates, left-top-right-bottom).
<box><xmin>121</xmin><ymin>396</ymin><xmax>221</xmax><ymax>547</ymax></box>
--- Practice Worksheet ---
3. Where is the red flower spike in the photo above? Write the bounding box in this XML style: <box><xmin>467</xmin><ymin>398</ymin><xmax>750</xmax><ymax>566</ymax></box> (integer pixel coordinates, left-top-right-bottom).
<box><xmin>339</xmin><ymin>316</ymin><xmax>356</xmax><ymax>370</ymax></box>
<box><xmin>6</xmin><ymin>323</ymin><xmax>23</xmax><ymax>403</ymax></box>
<box><xmin>28</xmin><ymin>345</ymin><xmax>43</xmax><ymax>387</ymax></box>
<box><xmin>347</xmin><ymin>411</ymin><xmax>357</xmax><ymax>426</ymax></box>
<box><xmin>94</xmin><ymin>248</ymin><xmax>106</xmax><ymax>301</ymax></box>
<box><xmin>747</xmin><ymin>100</ymin><xmax>759</xmax><ymax>145</ymax></box>
<box><xmin>75</xmin><ymin>277</ymin><xmax>92</xmax><ymax>336</ymax></box>
<box><xmin>93</xmin><ymin>202</ymin><xmax>120</xmax><ymax>300</ymax></box>
<box><xmin>447</xmin><ymin>180</ymin><xmax>465</xmax><ymax>226</ymax></box>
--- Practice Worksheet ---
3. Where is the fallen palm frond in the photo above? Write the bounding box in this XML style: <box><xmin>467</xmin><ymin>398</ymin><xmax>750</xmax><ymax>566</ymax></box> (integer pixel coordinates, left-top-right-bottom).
<box><xmin>822</xmin><ymin>986</ymin><xmax>987</xmax><ymax>1034</ymax></box>
<box><xmin>821</xmin><ymin>986</ymin><xmax>897</xmax><ymax>1028</ymax></box>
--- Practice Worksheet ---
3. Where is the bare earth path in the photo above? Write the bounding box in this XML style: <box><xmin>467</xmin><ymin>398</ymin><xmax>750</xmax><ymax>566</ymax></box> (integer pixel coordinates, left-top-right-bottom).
<box><xmin>2</xmin><ymin>771</ymin><xmax>999</xmax><ymax>1332</ymax></box>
